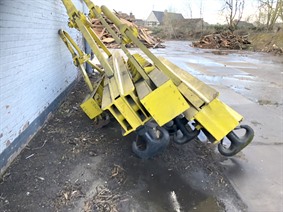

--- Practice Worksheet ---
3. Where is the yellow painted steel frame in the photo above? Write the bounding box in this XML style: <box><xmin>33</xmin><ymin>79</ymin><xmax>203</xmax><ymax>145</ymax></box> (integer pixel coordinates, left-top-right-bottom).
<box><xmin>59</xmin><ymin>29</ymin><xmax>105</xmax><ymax>121</ymax></box>
<box><xmin>81</xmin><ymin>1</ymin><xmax>191</xmax><ymax>128</ymax></box>
<box><xmin>195</xmin><ymin>98</ymin><xmax>243</xmax><ymax>142</ymax></box>
<box><xmin>59</xmin><ymin>29</ymin><xmax>103</xmax><ymax>92</ymax></box>
<box><xmin>61</xmin><ymin>0</ymin><xmax>114</xmax><ymax>78</ymax></box>
<box><xmin>60</xmin><ymin>1</ymin><xmax>151</xmax><ymax>135</ymax></box>
<box><xmin>97</xmin><ymin>6</ymin><xmax>244</xmax><ymax>141</ymax></box>
<box><xmin>60</xmin><ymin>0</ymin><xmax>245</xmax><ymax>142</ymax></box>
<box><xmin>140</xmin><ymin>80</ymin><xmax>190</xmax><ymax>126</ymax></box>
<box><xmin>101</xmin><ymin>51</ymin><xmax>151</xmax><ymax>135</ymax></box>
<box><xmin>60</xmin><ymin>0</ymin><xmax>191</xmax><ymax>133</ymax></box>
<box><xmin>80</xmin><ymin>76</ymin><xmax>104</xmax><ymax>119</ymax></box>
<box><xmin>158</xmin><ymin>57</ymin><xmax>242</xmax><ymax>142</ymax></box>
<box><xmin>83</xmin><ymin>0</ymin><xmax>153</xmax><ymax>87</ymax></box>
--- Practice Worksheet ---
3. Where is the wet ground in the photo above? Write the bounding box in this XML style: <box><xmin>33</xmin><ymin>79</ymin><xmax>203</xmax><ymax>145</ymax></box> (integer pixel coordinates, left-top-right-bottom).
<box><xmin>0</xmin><ymin>41</ymin><xmax>282</xmax><ymax>212</ymax></box>
<box><xmin>152</xmin><ymin>42</ymin><xmax>283</xmax><ymax>212</ymax></box>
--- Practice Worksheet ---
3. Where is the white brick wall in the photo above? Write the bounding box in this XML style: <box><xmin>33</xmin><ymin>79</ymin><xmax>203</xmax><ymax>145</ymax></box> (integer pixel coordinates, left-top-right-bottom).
<box><xmin>0</xmin><ymin>0</ymin><xmax>84</xmax><ymax>158</ymax></box>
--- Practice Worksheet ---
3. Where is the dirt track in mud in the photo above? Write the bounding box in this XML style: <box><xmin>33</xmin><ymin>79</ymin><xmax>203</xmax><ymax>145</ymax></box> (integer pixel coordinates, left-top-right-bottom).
<box><xmin>0</xmin><ymin>77</ymin><xmax>246</xmax><ymax>212</ymax></box>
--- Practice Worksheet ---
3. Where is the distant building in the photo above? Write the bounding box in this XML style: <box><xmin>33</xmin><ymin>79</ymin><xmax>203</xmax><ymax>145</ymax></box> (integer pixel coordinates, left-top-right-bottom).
<box><xmin>181</xmin><ymin>18</ymin><xmax>207</xmax><ymax>30</ymax></box>
<box><xmin>134</xmin><ymin>19</ymin><xmax>145</xmax><ymax>26</ymax></box>
<box><xmin>236</xmin><ymin>20</ymin><xmax>254</xmax><ymax>29</ymax></box>
<box><xmin>145</xmin><ymin>11</ymin><xmax>184</xmax><ymax>26</ymax></box>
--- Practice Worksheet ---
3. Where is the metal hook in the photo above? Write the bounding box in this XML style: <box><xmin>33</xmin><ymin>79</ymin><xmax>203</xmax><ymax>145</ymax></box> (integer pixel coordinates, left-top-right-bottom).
<box><xmin>218</xmin><ymin>125</ymin><xmax>254</xmax><ymax>157</ymax></box>
<box><xmin>173</xmin><ymin>117</ymin><xmax>200</xmax><ymax>144</ymax></box>
<box><xmin>164</xmin><ymin>120</ymin><xmax>178</xmax><ymax>135</ymax></box>
<box><xmin>132</xmin><ymin>123</ymin><xmax>170</xmax><ymax>159</ymax></box>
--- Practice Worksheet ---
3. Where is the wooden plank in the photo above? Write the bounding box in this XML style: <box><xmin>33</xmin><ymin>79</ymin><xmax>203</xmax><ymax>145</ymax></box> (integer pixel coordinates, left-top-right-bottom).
<box><xmin>102</xmin><ymin>37</ymin><xmax>115</xmax><ymax>43</ymax></box>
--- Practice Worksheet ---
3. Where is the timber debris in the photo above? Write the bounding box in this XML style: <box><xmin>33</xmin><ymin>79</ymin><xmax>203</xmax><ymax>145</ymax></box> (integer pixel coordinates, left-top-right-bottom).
<box><xmin>91</xmin><ymin>12</ymin><xmax>165</xmax><ymax>48</ymax></box>
<box><xmin>263</xmin><ymin>44</ymin><xmax>283</xmax><ymax>55</ymax></box>
<box><xmin>192</xmin><ymin>31</ymin><xmax>251</xmax><ymax>50</ymax></box>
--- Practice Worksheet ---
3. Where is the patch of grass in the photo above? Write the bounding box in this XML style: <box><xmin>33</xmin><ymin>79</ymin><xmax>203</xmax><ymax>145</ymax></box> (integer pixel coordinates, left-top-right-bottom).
<box><xmin>249</xmin><ymin>32</ymin><xmax>283</xmax><ymax>51</ymax></box>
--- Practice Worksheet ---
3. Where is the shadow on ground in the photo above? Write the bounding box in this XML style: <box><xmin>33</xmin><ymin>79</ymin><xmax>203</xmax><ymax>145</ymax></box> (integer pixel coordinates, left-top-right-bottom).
<box><xmin>0</xmin><ymin>79</ymin><xmax>246</xmax><ymax>212</ymax></box>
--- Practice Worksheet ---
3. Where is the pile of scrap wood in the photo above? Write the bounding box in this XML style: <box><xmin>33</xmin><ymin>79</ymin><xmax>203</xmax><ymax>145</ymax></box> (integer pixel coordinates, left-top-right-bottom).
<box><xmin>263</xmin><ymin>44</ymin><xmax>283</xmax><ymax>55</ymax></box>
<box><xmin>91</xmin><ymin>12</ymin><xmax>165</xmax><ymax>48</ymax></box>
<box><xmin>192</xmin><ymin>31</ymin><xmax>251</xmax><ymax>50</ymax></box>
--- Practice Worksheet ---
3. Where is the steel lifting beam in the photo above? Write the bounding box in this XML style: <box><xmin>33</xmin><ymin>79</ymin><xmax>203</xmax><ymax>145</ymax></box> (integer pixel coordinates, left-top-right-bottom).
<box><xmin>82</xmin><ymin>1</ymin><xmax>191</xmax><ymax>127</ymax></box>
<box><xmin>59</xmin><ymin>29</ymin><xmax>106</xmax><ymax>125</ymax></box>
<box><xmin>59</xmin><ymin>0</ymin><xmax>254</xmax><ymax>159</ymax></box>
<box><xmin>58</xmin><ymin>29</ymin><xmax>103</xmax><ymax>92</ymax></box>
<box><xmin>83</xmin><ymin>0</ymin><xmax>155</xmax><ymax>88</ymax></box>
<box><xmin>61</xmin><ymin>0</ymin><xmax>114</xmax><ymax>78</ymax></box>
<box><xmin>102</xmin><ymin>5</ymin><xmax>253</xmax><ymax>143</ymax></box>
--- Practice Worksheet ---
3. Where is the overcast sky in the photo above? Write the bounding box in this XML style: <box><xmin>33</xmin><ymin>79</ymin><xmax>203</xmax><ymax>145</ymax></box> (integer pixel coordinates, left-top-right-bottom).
<box><xmin>92</xmin><ymin>0</ymin><xmax>259</xmax><ymax>24</ymax></box>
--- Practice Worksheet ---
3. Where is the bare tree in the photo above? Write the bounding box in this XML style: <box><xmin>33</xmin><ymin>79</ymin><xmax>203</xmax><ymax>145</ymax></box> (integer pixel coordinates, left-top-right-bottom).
<box><xmin>222</xmin><ymin>0</ymin><xmax>245</xmax><ymax>31</ymax></box>
<box><xmin>199</xmin><ymin>0</ymin><xmax>203</xmax><ymax>19</ymax></box>
<box><xmin>183</xmin><ymin>0</ymin><xmax>193</xmax><ymax>18</ymax></box>
<box><xmin>258</xmin><ymin>0</ymin><xmax>282</xmax><ymax>30</ymax></box>
<box><xmin>163</xmin><ymin>9</ymin><xmax>178</xmax><ymax>39</ymax></box>
<box><xmin>199</xmin><ymin>0</ymin><xmax>204</xmax><ymax>34</ymax></box>
<box><xmin>280</xmin><ymin>0</ymin><xmax>283</xmax><ymax>21</ymax></box>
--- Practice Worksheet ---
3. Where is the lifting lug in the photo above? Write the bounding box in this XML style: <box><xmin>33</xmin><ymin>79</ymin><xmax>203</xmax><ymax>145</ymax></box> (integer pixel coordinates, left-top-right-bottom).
<box><xmin>173</xmin><ymin>117</ymin><xmax>200</xmax><ymax>144</ymax></box>
<box><xmin>218</xmin><ymin>125</ymin><xmax>254</xmax><ymax>157</ymax></box>
<box><xmin>132</xmin><ymin>122</ymin><xmax>170</xmax><ymax>159</ymax></box>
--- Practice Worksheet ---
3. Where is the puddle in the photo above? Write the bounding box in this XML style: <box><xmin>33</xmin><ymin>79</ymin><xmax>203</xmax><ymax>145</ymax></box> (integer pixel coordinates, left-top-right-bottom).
<box><xmin>122</xmin><ymin>160</ymin><xmax>224</xmax><ymax>212</ymax></box>
<box><xmin>232</xmin><ymin>74</ymin><xmax>255</xmax><ymax>79</ymax></box>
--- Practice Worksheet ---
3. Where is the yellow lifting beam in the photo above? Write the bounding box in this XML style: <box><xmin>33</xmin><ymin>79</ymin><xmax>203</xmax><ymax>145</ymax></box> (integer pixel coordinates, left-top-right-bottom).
<box><xmin>61</xmin><ymin>0</ymin><xmax>114</xmax><ymax>78</ymax></box>
<box><xmin>83</xmin><ymin>0</ymin><xmax>154</xmax><ymax>87</ymax></box>
<box><xmin>59</xmin><ymin>29</ymin><xmax>105</xmax><ymax>121</ymax></box>
<box><xmin>59</xmin><ymin>0</ymin><xmax>254</xmax><ymax>159</ymax></box>
<box><xmin>80</xmin><ymin>0</ymin><xmax>191</xmax><ymax>129</ymax></box>
<box><xmin>98</xmin><ymin>5</ymin><xmax>244</xmax><ymax>141</ymax></box>
<box><xmin>58</xmin><ymin>29</ymin><xmax>104</xmax><ymax>92</ymax></box>
<box><xmin>101</xmin><ymin>51</ymin><xmax>151</xmax><ymax>135</ymax></box>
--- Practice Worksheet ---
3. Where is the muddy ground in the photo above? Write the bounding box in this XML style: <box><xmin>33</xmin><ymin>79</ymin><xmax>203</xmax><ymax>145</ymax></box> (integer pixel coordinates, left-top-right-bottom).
<box><xmin>0</xmin><ymin>77</ymin><xmax>247</xmax><ymax>212</ymax></box>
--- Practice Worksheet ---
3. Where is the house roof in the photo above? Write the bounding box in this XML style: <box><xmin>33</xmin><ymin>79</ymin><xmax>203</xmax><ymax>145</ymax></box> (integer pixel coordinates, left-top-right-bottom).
<box><xmin>185</xmin><ymin>18</ymin><xmax>203</xmax><ymax>23</ymax></box>
<box><xmin>236</xmin><ymin>20</ymin><xmax>254</xmax><ymax>28</ymax></box>
<box><xmin>151</xmin><ymin>11</ymin><xmax>184</xmax><ymax>24</ymax></box>
<box><xmin>180</xmin><ymin>18</ymin><xmax>203</xmax><ymax>25</ymax></box>
<box><xmin>152</xmin><ymin>11</ymin><xmax>165</xmax><ymax>23</ymax></box>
